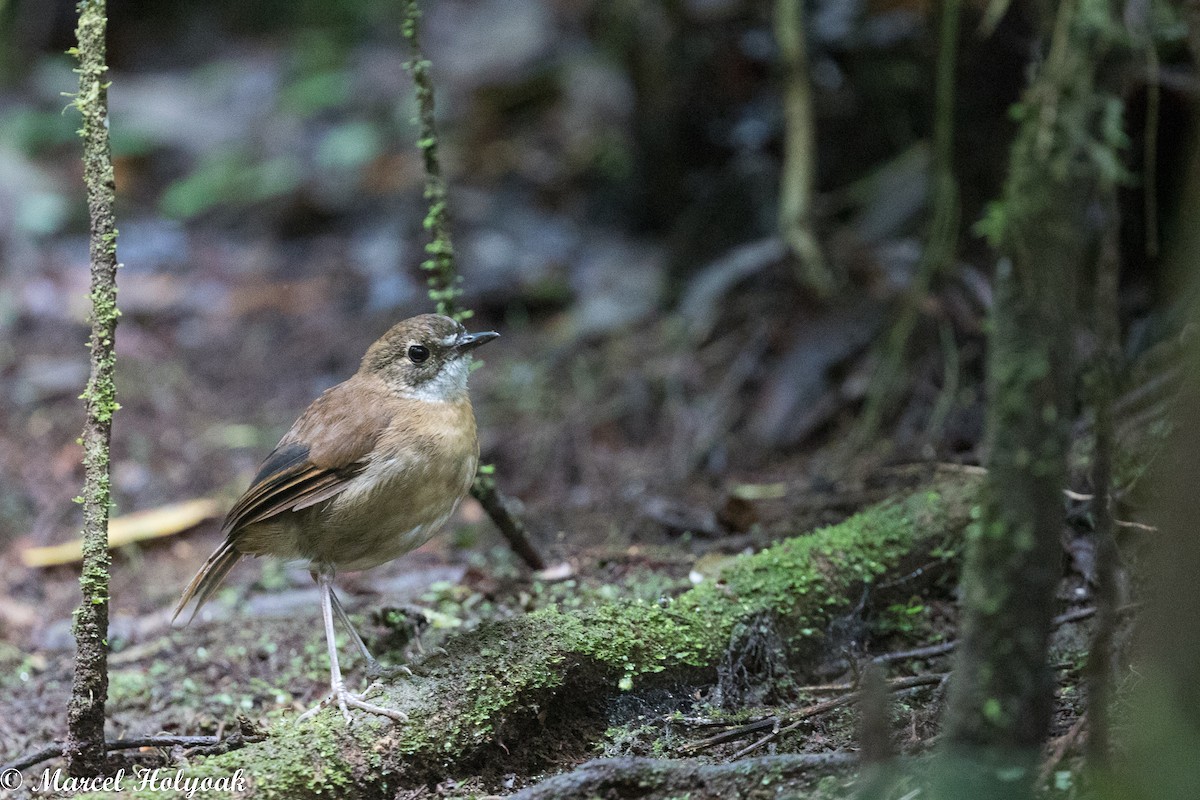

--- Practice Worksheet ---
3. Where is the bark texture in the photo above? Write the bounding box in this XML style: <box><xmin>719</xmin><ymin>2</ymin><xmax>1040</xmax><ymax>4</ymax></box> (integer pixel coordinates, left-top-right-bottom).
<box><xmin>940</xmin><ymin>1</ymin><xmax>1122</xmax><ymax>794</ymax></box>
<box><xmin>66</xmin><ymin>0</ymin><xmax>120</xmax><ymax>778</ymax></box>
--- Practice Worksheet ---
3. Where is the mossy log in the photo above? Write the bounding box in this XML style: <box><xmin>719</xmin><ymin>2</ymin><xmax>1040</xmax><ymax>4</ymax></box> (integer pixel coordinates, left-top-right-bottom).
<box><xmin>96</xmin><ymin>473</ymin><xmax>981</xmax><ymax>798</ymax></box>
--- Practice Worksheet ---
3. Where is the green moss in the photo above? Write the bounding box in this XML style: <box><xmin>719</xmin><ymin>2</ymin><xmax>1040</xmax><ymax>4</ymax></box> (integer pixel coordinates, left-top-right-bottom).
<box><xmin>877</xmin><ymin>598</ymin><xmax>932</xmax><ymax>637</ymax></box>
<box><xmin>453</xmin><ymin>480</ymin><xmax>963</xmax><ymax>753</ymax></box>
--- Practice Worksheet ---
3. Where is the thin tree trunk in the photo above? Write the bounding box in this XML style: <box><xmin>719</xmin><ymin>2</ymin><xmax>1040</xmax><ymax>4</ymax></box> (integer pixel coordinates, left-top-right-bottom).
<box><xmin>401</xmin><ymin>0</ymin><xmax>546</xmax><ymax>571</ymax></box>
<box><xmin>65</xmin><ymin>0</ymin><xmax>120</xmax><ymax>777</ymax></box>
<box><xmin>941</xmin><ymin>257</ymin><xmax>1076</xmax><ymax>762</ymax></box>
<box><xmin>939</xmin><ymin>0</ymin><xmax>1120</xmax><ymax>794</ymax></box>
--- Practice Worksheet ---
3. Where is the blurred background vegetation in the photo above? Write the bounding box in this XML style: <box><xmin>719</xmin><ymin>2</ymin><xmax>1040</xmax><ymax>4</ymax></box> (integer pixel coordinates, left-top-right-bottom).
<box><xmin>0</xmin><ymin>0</ymin><xmax>1051</xmax><ymax>541</ymax></box>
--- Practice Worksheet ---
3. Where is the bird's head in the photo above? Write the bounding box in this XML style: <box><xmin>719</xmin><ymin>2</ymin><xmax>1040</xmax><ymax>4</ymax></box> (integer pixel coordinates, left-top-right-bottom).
<box><xmin>361</xmin><ymin>314</ymin><xmax>498</xmax><ymax>401</ymax></box>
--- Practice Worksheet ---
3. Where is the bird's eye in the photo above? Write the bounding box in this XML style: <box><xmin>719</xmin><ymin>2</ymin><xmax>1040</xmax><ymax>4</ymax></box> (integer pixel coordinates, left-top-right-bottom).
<box><xmin>407</xmin><ymin>344</ymin><xmax>430</xmax><ymax>364</ymax></box>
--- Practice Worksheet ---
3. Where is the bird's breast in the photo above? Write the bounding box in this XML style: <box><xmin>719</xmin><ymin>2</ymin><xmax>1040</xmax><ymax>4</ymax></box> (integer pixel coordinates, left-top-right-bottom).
<box><xmin>309</xmin><ymin>399</ymin><xmax>478</xmax><ymax>570</ymax></box>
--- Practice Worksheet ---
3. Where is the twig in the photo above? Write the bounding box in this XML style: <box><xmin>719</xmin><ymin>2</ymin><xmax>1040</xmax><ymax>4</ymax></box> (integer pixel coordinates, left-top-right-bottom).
<box><xmin>1114</xmin><ymin>519</ymin><xmax>1156</xmax><ymax>533</ymax></box>
<box><xmin>2</xmin><ymin>745</ymin><xmax>69</xmax><ymax>774</ymax></box>
<box><xmin>681</xmin><ymin>674</ymin><xmax>947</xmax><ymax>755</ymax></box>
<box><xmin>856</xmin><ymin>0</ymin><xmax>961</xmax><ymax>442</ymax></box>
<box><xmin>471</xmin><ymin>477</ymin><xmax>546</xmax><ymax>571</ymax></box>
<box><xmin>1053</xmin><ymin>606</ymin><xmax>1096</xmax><ymax>626</ymax></box>
<box><xmin>925</xmin><ymin>319</ymin><xmax>961</xmax><ymax>440</ymax></box>
<box><xmin>1</xmin><ymin>733</ymin><xmax>260</xmax><ymax>774</ymax></box>
<box><xmin>681</xmin><ymin>695</ymin><xmax>855</xmax><ymax>753</ymax></box>
<box><xmin>774</xmin><ymin>0</ymin><xmax>836</xmax><ymax>296</ymax></box>
<box><xmin>875</xmin><ymin>559</ymin><xmax>944</xmax><ymax>589</ymax></box>
<box><xmin>732</xmin><ymin>674</ymin><xmax>948</xmax><ymax>760</ymax></box>
<box><xmin>509</xmin><ymin>753</ymin><xmax>856</xmax><ymax>800</ymax></box>
<box><xmin>1038</xmin><ymin>714</ymin><xmax>1088</xmax><ymax>785</ymax></box>
<box><xmin>868</xmin><ymin>605</ymin><xmax>1125</xmax><ymax>670</ymax></box>
<box><xmin>872</xmin><ymin>641</ymin><xmax>957</xmax><ymax>665</ymax></box>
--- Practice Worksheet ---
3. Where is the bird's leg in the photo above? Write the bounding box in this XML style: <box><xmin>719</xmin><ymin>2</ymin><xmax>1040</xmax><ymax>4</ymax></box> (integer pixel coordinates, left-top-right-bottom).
<box><xmin>328</xmin><ymin>586</ymin><xmax>377</xmax><ymax>667</ymax></box>
<box><xmin>298</xmin><ymin>569</ymin><xmax>407</xmax><ymax>725</ymax></box>
<box><xmin>329</xmin><ymin>586</ymin><xmax>412</xmax><ymax>680</ymax></box>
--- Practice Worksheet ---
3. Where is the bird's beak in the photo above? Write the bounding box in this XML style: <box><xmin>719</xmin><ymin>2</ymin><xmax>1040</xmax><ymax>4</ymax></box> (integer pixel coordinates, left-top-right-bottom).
<box><xmin>454</xmin><ymin>330</ymin><xmax>500</xmax><ymax>353</ymax></box>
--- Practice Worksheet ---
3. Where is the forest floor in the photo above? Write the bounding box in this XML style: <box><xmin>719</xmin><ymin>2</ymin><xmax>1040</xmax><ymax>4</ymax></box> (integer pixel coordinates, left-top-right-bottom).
<box><xmin>0</xmin><ymin>274</ymin><xmax>1102</xmax><ymax>795</ymax></box>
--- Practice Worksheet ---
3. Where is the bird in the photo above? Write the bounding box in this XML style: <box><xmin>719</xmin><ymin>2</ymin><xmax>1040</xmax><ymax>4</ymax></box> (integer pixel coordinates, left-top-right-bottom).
<box><xmin>173</xmin><ymin>313</ymin><xmax>498</xmax><ymax>723</ymax></box>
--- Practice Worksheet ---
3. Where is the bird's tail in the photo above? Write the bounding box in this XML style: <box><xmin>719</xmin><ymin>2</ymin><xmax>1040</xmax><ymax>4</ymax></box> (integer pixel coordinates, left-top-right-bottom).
<box><xmin>173</xmin><ymin>540</ymin><xmax>241</xmax><ymax>624</ymax></box>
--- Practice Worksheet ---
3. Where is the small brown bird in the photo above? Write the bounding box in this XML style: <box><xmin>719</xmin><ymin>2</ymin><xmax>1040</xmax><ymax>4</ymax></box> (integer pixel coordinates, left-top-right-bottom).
<box><xmin>174</xmin><ymin>314</ymin><xmax>498</xmax><ymax>723</ymax></box>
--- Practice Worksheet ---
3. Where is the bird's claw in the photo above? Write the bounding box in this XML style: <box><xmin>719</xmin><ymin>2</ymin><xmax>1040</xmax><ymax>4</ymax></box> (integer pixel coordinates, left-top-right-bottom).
<box><xmin>298</xmin><ymin>684</ymin><xmax>407</xmax><ymax>725</ymax></box>
<box><xmin>365</xmin><ymin>660</ymin><xmax>414</xmax><ymax>681</ymax></box>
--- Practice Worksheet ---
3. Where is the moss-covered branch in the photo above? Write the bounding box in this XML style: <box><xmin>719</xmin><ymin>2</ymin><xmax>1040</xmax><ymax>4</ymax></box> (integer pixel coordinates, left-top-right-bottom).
<box><xmin>77</xmin><ymin>474</ymin><xmax>979</xmax><ymax>798</ymax></box>
<box><xmin>65</xmin><ymin>0</ymin><xmax>121</xmax><ymax>777</ymax></box>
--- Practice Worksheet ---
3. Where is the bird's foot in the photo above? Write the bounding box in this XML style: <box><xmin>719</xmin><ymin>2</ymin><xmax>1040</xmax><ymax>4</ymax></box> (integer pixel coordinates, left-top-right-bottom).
<box><xmin>365</xmin><ymin>658</ymin><xmax>414</xmax><ymax>681</ymax></box>
<box><xmin>298</xmin><ymin>682</ymin><xmax>408</xmax><ymax>725</ymax></box>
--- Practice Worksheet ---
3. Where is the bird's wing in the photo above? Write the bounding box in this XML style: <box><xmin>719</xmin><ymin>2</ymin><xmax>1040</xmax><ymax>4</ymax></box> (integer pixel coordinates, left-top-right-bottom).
<box><xmin>222</xmin><ymin>380</ymin><xmax>393</xmax><ymax>535</ymax></box>
<box><xmin>174</xmin><ymin>378</ymin><xmax>397</xmax><ymax>621</ymax></box>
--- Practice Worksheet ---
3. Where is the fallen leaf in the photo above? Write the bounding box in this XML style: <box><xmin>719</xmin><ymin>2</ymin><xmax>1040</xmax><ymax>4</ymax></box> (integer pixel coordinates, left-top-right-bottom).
<box><xmin>21</xmin><ymin>498</ymin><xmax>221</xmax><ymax>568</ymax></box>
<box><xmin>534</xmin><ymin>561</ymin><xmax>575</xmax><ymax>582</ymax></box>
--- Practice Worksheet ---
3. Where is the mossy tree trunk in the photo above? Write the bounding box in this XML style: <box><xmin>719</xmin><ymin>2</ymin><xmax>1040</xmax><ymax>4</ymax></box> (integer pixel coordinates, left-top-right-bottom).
<box><xmin>939</xmin><ymin>1</ymin><xmax>1124</xmax><ymax>795</ymax></box>
<box><xmin>65</xmin><ymin>0</ymin><xmax>120</xmax><ymax>777</ymax></box>
<box><xmin>1126</xmin><ymin>364</ymin><xmax>1200</xmax><ymax>796</ymax></box>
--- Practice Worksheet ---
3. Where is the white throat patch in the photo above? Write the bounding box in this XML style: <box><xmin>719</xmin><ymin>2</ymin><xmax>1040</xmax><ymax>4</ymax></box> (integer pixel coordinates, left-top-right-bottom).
<box><xmin>406</xmin><ymin>356</ymin><xmax>470</xmax><ymax>403</ymax></box>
